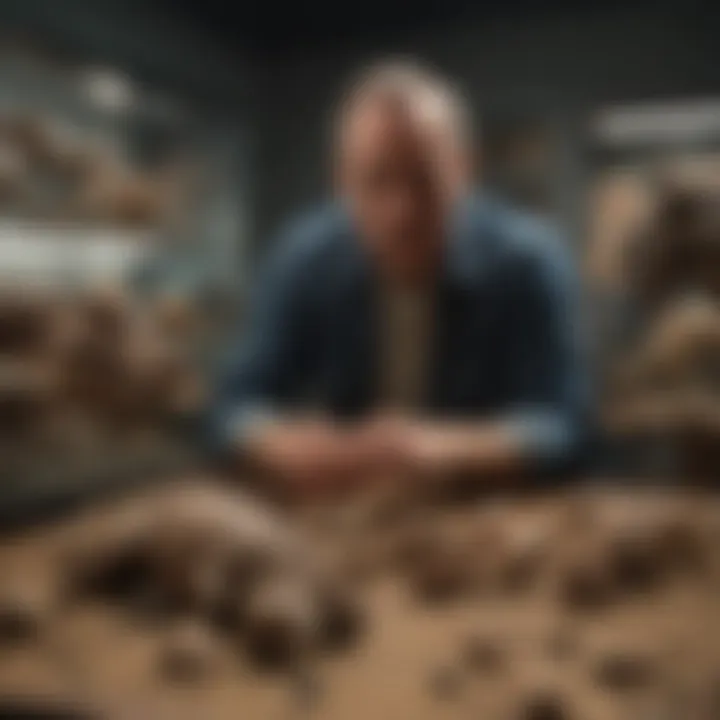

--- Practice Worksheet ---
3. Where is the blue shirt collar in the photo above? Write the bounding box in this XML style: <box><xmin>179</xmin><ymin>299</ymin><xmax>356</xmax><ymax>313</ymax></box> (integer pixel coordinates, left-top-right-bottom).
<box><xmin>444</xmin><ymin>190</ymin><xmax>493</xmax><ymax>288</ymax></box>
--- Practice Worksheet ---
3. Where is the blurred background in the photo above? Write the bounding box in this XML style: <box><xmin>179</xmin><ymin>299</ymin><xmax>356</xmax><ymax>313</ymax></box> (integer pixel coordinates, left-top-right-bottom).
<box><xmin>0</xmin><ymin>4</ymin><xmax>719</xmax><ymax>719</ymax></box>
<box><xmin>0</xmin><ymin>0</ymin><xmax>718</xmax><ymax>518</ymax></box>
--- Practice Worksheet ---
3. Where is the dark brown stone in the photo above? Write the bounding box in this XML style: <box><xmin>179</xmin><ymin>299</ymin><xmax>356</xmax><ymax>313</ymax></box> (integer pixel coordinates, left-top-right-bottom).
<box><xmin>318</xmin><ymin>586</ymin><xmax>364</xmax><ymax>653</ymax></box>
<box><xmin>607</xmin><ymin>530</ymin><xmax>665</xmax><ymax>592</ymax></box>
<box><xmin>126</xmin><ymin>588</ymin><xmax>177</xmax><ymax>628</ymax></box>
<box><xmin>703</xmin><ymin>674</ymin><xmax>720</xmax><ymax>720</ymax></box>
<box><xmin>392</xmin><ymin>524</ymin><xmax>437</xmax><ymax>573</ymax></box>
<box><xmin>74</xmin><ymin>544</ymin><xmax>152</xmax><ymax>602</ymax></box>
<box><xmin>501</xmin><ymin>547</ymin><xmax>545</xmax><ymax>595</ymax></box>
<box><xmin>559</xmin><ymin>557</ymin><xmax>614</xmax><ymax>611</ymax></box>
<box><xmin>244</xmin><ymin>575</ymin><xmax>315</xmax><ymax>671</ymax></box>
<box><xmin>497</xmin><ymin>521</ymin><xmax>551</xmax><ymax>595</ymax></box>
<box><xmin>460</xmin><ymin>634</ymin><xmax>505</xmax><ymax>674</ymax></box>
<box><xmin>518</xmin><ymin>690</ymin><xmax>570</xmax><ymax>720</ymax></box>
<box><xmin>0</xmin><ymin>697</ymin><xmax>99</xmax><ymax>720</ymax></box>
<box><xmin>656</xmin><ymin>518</ymin><xmax>707</xmax><ymax>575</ymax></box>
<box><xmin>410</xmin><ymin>545</ymin><xmax>471</xmax><ymax>604</ymax></box>
<box><xmin>0</xmin><ymin>594</ymin><xmax>42</xmax><ymax>646</ymax></box>
<box><xmin>594</xmin><ymin>651</ymin><xmax>657</xmax><ymax>692</ymax></box>
<box><xmin>0</xmin><ymin>296</ymin><xmax>51</xmax><ymax>355</ymax></box>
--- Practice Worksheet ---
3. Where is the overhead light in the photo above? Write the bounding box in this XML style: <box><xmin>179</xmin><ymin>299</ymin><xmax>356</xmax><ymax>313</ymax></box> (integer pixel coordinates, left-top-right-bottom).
<box><xmin>81</xmin><ymin>68</ymin><xmax>135</xmax><ymax>112</ymax></box>
<box><xmin>593</xmin><ymin>100</ymin><xmax>720</xmax><ymax>146</ymax></box>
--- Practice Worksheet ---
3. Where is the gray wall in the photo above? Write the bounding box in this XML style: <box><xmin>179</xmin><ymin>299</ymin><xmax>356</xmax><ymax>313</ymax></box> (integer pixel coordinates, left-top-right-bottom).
<box><xmin>250</xmin><ymin>0</ymin><xmax>719</xmax><ymax>247</ymax></box>
<box><xmin>1</xmin><ymin>0</ymin><xmax>247</xmax><ymax>112</ymax></box>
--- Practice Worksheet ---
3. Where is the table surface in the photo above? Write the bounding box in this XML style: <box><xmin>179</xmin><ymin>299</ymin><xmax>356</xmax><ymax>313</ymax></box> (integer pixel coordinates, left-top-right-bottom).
<box><xmin>0</xmin><ymin>485</ymin><xmax>718</xmax><ymax>720</ymax></box>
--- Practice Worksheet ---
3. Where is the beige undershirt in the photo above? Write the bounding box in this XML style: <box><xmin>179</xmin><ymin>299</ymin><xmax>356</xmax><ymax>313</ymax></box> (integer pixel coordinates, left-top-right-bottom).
<box><xmin>376</xmin><ymin>284</ymin><xmax>435</xmax><ymax>412</ymax></box>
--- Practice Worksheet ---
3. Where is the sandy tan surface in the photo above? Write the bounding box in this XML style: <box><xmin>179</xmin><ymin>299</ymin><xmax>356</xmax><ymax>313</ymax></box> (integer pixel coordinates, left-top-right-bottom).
<box><xmin>0</xmin><ymin>485</ymin><xmax>718</xmax><ymax>720</ymax></box>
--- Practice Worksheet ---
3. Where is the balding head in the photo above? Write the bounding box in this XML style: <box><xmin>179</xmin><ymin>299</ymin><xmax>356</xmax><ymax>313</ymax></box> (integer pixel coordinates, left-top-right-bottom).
<box><xmin>334</xmin><ymin>60</ymin><xmax>474</xmax><ymax>284</ymax></box>
<box><xmin>337</xmin><ymin>61</ymin><xmax>471</xmax><ymax>158</ymax></box>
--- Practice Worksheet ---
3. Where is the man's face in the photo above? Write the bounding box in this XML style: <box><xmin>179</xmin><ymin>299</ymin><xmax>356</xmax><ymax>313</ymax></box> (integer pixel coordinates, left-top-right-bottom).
<box><xmin>339</xmin><ymin>99</ymin><xmax>460</xmax><ymax>283</ymax></box>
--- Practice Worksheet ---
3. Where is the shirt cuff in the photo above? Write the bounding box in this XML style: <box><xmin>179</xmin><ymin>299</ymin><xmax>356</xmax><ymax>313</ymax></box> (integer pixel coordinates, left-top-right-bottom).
<box><xmin>503</xmin><ymin>410</ymin><xmax>574</xmax><ymax>469</ymax></box>
<box><xmin>224</xmin><ymin>404</ymin><xmax>280</xmax><ymax>449</ymax></box>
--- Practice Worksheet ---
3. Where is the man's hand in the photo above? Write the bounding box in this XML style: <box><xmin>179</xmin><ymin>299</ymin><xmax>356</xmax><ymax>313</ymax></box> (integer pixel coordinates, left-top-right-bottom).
<box><xmin>246</xmin><ymin>419</ymin><xmax>403</xmax><ymax>498</ymax></box>
<box><xmin>246</xmin><ymin>421</ymin><xmax>349</xmax><ymax>497</ymax></box>
<box><xmin>245</xmin><ymin>415</ymin><xmax>523</xmax><ymax>499</ymax></box>
<box><xmin>360</xmin><ymin>417</ymin><xmax>462</xmax><ymax>482</ymax></box>
<box><xmin>361</xmin><ymin>416</ymin><xmax>523</xmax><ymax>485</ymax></box>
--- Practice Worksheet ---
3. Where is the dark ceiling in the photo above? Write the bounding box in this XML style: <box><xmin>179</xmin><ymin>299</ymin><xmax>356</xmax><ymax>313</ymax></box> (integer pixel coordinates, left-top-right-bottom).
<box><xmin>159</xmin><ymin>0</ymin><xmax>623</xmax><ymax>57</ymax></box>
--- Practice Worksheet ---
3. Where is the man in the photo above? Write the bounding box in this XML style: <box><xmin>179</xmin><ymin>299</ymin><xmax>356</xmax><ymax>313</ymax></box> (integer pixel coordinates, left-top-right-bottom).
<box><xmin>210</xmin><ymin>61</ymin><xmax>589</xmax><ymax>498</ymax></box>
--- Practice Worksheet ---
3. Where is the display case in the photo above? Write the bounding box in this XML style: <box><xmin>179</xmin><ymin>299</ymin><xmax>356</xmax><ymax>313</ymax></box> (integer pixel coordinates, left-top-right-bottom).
<box><xmin>0</xmin><ymin>38</ymin><xmax>243</xmax><ymax>524</ymax></box>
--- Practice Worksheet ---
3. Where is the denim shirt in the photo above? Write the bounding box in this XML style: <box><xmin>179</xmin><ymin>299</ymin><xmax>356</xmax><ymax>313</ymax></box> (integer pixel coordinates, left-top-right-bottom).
<box><xmin>209</xmin><ymin>194</ymin><xmax>590</xmax><ymax>477</ymax></box>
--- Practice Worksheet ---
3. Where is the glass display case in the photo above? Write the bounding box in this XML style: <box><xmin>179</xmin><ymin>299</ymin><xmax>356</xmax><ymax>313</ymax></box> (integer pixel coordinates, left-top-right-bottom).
<box><xmin>0</xmin><ymin>37</ymin><xmax>244</xmax><ymax>523</ymax></box>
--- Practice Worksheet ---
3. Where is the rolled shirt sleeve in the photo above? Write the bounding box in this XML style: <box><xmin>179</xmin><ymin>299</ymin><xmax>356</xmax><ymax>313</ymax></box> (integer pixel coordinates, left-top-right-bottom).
<box><xmin>215</xmin><ymin>402</ymin><xmax>281</xmax><ymax>455</ymax></box>
<box><xmin>504</xmin><ymin>409</ymin><xmax>577</xmax><ymax>469</ymax></box>
<box><xmin>498</xmin><ymin>227</ymin><xmax>590</xmax><ymax>477</ymax></box>
<box><xmin>206</xmin><ymin>226</ymin><xmax>316</xmax><ymax>459</ymax></box>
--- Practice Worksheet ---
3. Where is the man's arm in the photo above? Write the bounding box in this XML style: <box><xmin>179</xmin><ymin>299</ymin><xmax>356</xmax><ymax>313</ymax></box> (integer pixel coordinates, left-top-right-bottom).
<box><xmin>496</xmin><ymin>233</ymin><xmax>589</xmax><ymax>478</ymax></box>
<box><xmin>394</xmin><ymin>232</ymin><xmax>589</xmax><ymax>482</ymax></box>
<box><xmin>207</xmin><ymin>225</ymin><xmax>389</xmax><ymax>495</ymax></box>
<box><xmin>207</xmin><ymin>226</ymin><xmax>316</xmax><ymax>461</ymax></box>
